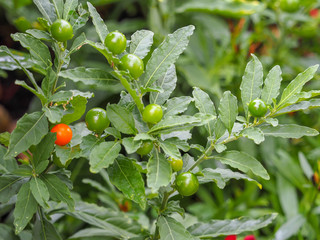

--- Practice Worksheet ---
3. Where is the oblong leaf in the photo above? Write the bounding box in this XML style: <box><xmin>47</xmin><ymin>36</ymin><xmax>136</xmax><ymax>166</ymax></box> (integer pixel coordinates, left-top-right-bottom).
<box><xmin>130</xmin><ymin>30</ymin><xmax>154</xmax><ymax>59</ymax></box>
<box><xmin>278</xmin><ymin>65</ymin><xmax>319</xmax><ymax>108</ymax></box>
<box><xmin>6</xmin><ymin>112</ymin><xmax>48</xmax><ymax>159</ymax></box>
<box><xmin>261</xmin><ymin>65</ymin><xmax>282</xmax><ymax>105</ymax></box>
<box><xmin>107</xmin><ymin>104</ymin><xmax>137</xmax><ymax>135</ymax></box>
<box><xmin>158</xmin><ymin>216</ymin><xmax>194</xmax><ymax>240</ymax></box>
<box><xmin>108</xmin><ymin>156</ymin><xmax>146</xmax><ymax>209</ymax></box>
<box><xmin>214</xmin><ymin>150</ymin><xmax>269</xmax><ymax>180</ymax></box>
<box><xmin>259</xmin><ymin>124</ymin><xmax>318</xmax><ymax>138</ymax></box>
<box><xmin>59</xmin><ymin>67</ymin><xmax>119</xmax><ymax>88</ymax></box>
<box><xmin>11</xmin><ymin>33</ymin><xmax>51</xmax><ymax>71</ymax></box>
<box><xmin>199</xmin><ymin>168</ymin><xmax>262</xmax><ymax>189</ymax></box>
<box><xmin>87</xmin><ymin>2</ymin><xmax>108</xmax><ymax>42</ymax></box>
<box><xmin>13</xmin><ymin>182</ymin><xmax>38</xmax><ymax>234</ymax></box>
<box><xmin>30</xmin><ymin>177</ymin><xmax>50</xmax><ymax>208</ymax></box>
<box><xmin>149</xmin><ymin>64</ymin><xmax>177</xmax><ymax>105</ymax></box>
<box><xmin>188</xmin><ymin>213</ymin><xmax>277</xmax><ymax>238</ymax></box>
<box><xmin>218</xmin><ymin>91</ymin><xmax>238</xmax><ymax>134</ymax></box>
<box><xmin>33</xmin><ymin>0</ymin><xmax>57</xmax><ymax>23</ymax></box>
<box><xmin>89</xmin><ymin>141</ymin><xmax>121</xmax><ymax>173</ymax></box>
<box><xmin>147</xmin><ymin>150</ymin><xmax>172</xmax><ymax>192</ymax></box>
<box><xmin>42</xmin><ymin>174</ymin><xmax>74</xmax><ymax>211</ymax></box>
<box><xmin>142</xmin><ymin>25</ymin><xmax>194</xmax><ymax>88</ymax></box>
<box><xmin>240</xmin><ymin>54</ymin><xmax>263</xmax><ymax>116</ymax></box>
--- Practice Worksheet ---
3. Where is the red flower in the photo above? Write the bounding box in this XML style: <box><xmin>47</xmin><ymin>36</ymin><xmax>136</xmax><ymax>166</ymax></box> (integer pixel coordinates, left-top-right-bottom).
<box><xmin>244</xmin><ymin>235</ymin><xmax>256</xmax><ymax>240</ymax></box>
<box><xmin>225</xmin><ymin>235</ymin><xmax>237</xmax><ymax>240</ymax></box>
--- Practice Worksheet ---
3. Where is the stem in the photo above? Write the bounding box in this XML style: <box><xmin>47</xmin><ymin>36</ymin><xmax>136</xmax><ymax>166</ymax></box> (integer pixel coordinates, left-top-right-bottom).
<box><xmin>113</xmin><ymin>71</ymin><xmax>144</xmax><ymax>114</ymax></box>
<box><xmin>52</xmin><ymin>43</ymin><xmax>65</xmax><ymax>94</ymax></box>
<box><xmin>187</xmin><ymin>111</ymin><xmax>278</xmax><ymax>171</ymax></box>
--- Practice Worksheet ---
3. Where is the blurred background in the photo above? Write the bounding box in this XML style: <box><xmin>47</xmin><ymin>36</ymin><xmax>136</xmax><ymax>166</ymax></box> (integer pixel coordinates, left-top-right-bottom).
<box><xmin>1</xmin><ymin>0</ymin><xmax>320</xmax><ymax>239</ymax></box>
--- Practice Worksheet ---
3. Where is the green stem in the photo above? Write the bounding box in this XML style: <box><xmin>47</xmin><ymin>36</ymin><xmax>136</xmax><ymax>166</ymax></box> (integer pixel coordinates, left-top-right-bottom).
<box><xmin>113</xmin><ymin>71</ymin><xmax>144</xmax><ymax>114</ymax></box>
<box><xmin>52</xmin><ymin>44</ymin><xmax>65</xmax><ymax>95</ymax></box>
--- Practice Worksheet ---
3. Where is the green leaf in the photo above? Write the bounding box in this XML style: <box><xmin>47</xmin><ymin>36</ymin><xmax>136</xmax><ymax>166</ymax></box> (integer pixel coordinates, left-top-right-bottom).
<box><xmin>87</xmin><ymin>2</ymin><xmax>109</xmax><ymax>43</ymax></box>
<box><xmin>59</xmin><ymin>67</ymin><xmax>118</xmax><ymax>88</ymax></box>
<box><xmin>80</xmin><ymin>134</ymin><xmax>103</xmax><ymax>159</ymax></box>
<box><xmin>298</xmin><ymin>152</ymin><xmax>313</xmax><ymax>179</ymax></box>
<box><xmin>122</xmin><ymin>137</ymin><xmax>142</xmax><ymax>154</ymax></box>
<box><xmin>89</xmin><ymin>141</ymin><xmax>121</xmax><ymax>173</ymax></box>
<box><xmin>241</xmin><ymin>127</ymin><xmax>265</xmax><ymax>144</ymax></box>
<box><xmin>276</xmin><ymin>99</ymin><xmax>320</xmax><ymax>115</ymax></box>
<box><xmin>41</xmin><ymin>66</ymin><xmax>56</xmax><ymax>98</ymax></box>
<box><xmin>147</xmin><ymin>150</ymin><xmax>172</xmax><ymax>193</ymax></box>
<box><xmin>159</xmin><ymin>139</ymin><xmax>181</xmax><ymax>160</ymax></box>
<box><xmin>218</xmin><ymin>91</ymin><xmax>238</xmax><ymax>134</ymax></box>
<box><xmin>33</xmin><ymin>132</ymin><xmax>55</xmax><ymax>167</ymax></box>
<box><xmin>33</xmin><ymin>0</ymin><xmax>57</xmax><ymax>24</ymax></box>
<box><xmin>55</xmin><ymin>145</ymin><xmax>81</xmax><ymax>166</ymax></box>
<box><xmin>0</xmin><ymin>131</ymin><xmax>10</xmax><ymax>147</ymax></box>
<box><xmin>150</xmin><ymin>65</ymin><xmax>177</xmax><ymax>105</ymax></box>
<box><xmin>130</xmin><ymin>30</ymin><xmax>154</xmax><ymax>59</ymax></box>
<box><xmin>11</xmin><ymin>165</ymin><xmax>33</xmax><ymax>176</ymax></box>
<box><xmin>278</xmin><ymin>65</ymin><xmax>319</xmax><ymax>108</ymax></box>
<box><xmin>199</xmin><ymin>168</ymin><xmax>262</xmax><ymax>189</ymax></box>
<box><xmin>188</xmin><ymin>213</ymin><xmax>277</xmax><ymax>238</ymax></box>
<box><xmin>259</xmin><ymin>124</ymin><xmax>318</xmax><ymax>138</ymax></box>
<box><xmin>265</xmin><ymin>118</ymin><xmax>278</xmax><ymax>127</ymax></box>
<box><xmin>105</xmin><ymin>127</ymin><xmax>121</xmax><ymax>139</ymax></box>
<box><xmin>162</xmin><ymin>201</ymin><xmax>185</xmax><ymax>217</ymax></box>
<box><xmin>193</xmin><ymin>87</ymin><xmax>216</xmax><ymax>116</ymax></box>
<box><xmin>240</xmin><ymin>54</ymin><xmax>263</xmax><ymax>117</ymax></box>
<box><xmin>61</xmin><ymin>95</ymin><xmax>87</xmax><ymax>124</ymax></box>
<box><xmin>0</xmin><ymin>145</ymin><xmax>18</xmax><ymax>173</ymax></box>
<box><xmin>0</xmin><ymin>176</ymin><xmax>24</xmax><ymax>203</ymax></box>
<box><xmin>164</xmin><ymin>96</ymin><xmax>193</xmax><ymax>117</ymax></box>
<box><xmin>26</xmin><ymin>29</ymin><xmax>53</xmax><ymax>41</ymax></box>
<box><xmin>69</xmin><ymin>4</ymin><xmax>89</xmax><ymax>34</ymax></box>
<box><xmin>30</xmin><ymin>177</ymin><xmax>49</xmax><ymax>208</ymax></box>
<box><xmin>148</xmin><ymin>115</ymin><xmax>214</xmax><ymax>135</ymax></box>
<box><xmin>261</xmin><ymin>65</ymin><xmax>282</xmax><ymax>105</ymax></box>
<box><xmin>142</xmin><ymin>25</ymin><xmax>194</xmax><ymax>88</ymax></box>
<box><xmin>6</xmin><ymin>112</ymin><xmax>48</xmax><ymax>159</ymax></box>
<box><xmin>15</xmin><ymin>80</ymin><xmax>47</xmax><ymax>104</ymax></box>
<box><xmin>68</xmin><ymin>32</ymin><xmax>87</xmax><ymax>56</ymax></box>
<box><xmin>274</xmin><ymin>214</ymin><xmax>305</xmax><ymax>240</ymax></box>
<box><xmin>276</xmin><ymin>173</ymin><xmax>298</xmax><ymax>218</ymax></box>
<box><xmin>176</xmin><ymin>0</ymin><xmax>265</xmax><ymax>17</ymax></box>
<box><xmin>158</xmin><ymin>216</ymin><xmax>194</xmax><ymax>240</ymax></box>
<box><xmin>43</xmin><ymin>105</ymin><xmax>70</xmax><ymax>123</ymax></box>
<box><xmin>214</xmin><ymin>150</ymin><xmax>269</xmax><ymax>180</ymax></box>
<box><xmin>33</xmin><ymin>213</ymin><xmax>63</xmax><ymax>240</ymax></box>
<box><xmin>108</xmin><ymin>156</ymin><xmax>146</xmax><ymax>209</ymax></box>
<box><xmin>52</xmin><ymin>0</ymin><xmax>63</xmax><ymax>19</ymax></box>
<box><xmin>11</xmin><ymin>33</ymin><xmax>51</xmax><ymax>70</ymax></box>
<box><xmin>214</xmin><ymin>117</ymin><xmax>227</xmax><ymax>140</ymax></box>
<box><xmin>13</xmin><ymin>182</ymin><xmax>38</xmax><ymax>234</ymax></box>
<box><xmin>42</xmin><ymin>174</ymin><xmax>74</xmax><ymax>211</ymax></box>
<box><xmin>63</xmin><ymin>0</ymin><xmax>78</xmax><ymax>20</ymax></box>
<box><xmin>65</xmin><ymin>209</ymin><xmax>140</xmax><ymax>238</ymax></box>
<box><xmin>107</xmin><ymin>104</ymin><xmax>137</xmax><ymax>135</ymax></box>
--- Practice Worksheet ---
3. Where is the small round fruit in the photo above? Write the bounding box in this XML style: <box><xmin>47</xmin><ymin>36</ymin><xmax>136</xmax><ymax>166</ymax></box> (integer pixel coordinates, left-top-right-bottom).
<box><xmin>175</xmin><ymin>172</ymin><xmax>199</xmax><ymax>196</ymax></box>
<box><xmin>248</xmin><ymin>99</ymin><xmax>268</xmax><ymax>117</ymax></box>
<box><xmin>142</xmin><ymin>104</ymin><xmax>163</xmax><ymax>124</ymax></box>
<box><xmin>168</xmin><ymin>157</ymin><xmax>183</xmax><ymax>172</ymax></box>
<box><xmin>119</xmin><ymin>54</ymin><xmax>144</xmax><ymax>79</ymax></box>
<box><xmin>85</xmin><ymin>108</ymin><xmax>110</xmax><ymax>134</ymax></box>
<box><xmin>104</xmin><ymin>31</ymin><xmax>127</xmax><ymax>55</ymax></box>
<box><xmin>50</xmin><ymin>19</ymin><xmax>74</xmax><ymax>42</ymax></box>
<box><xmin>51</xmin><ymin>123</ymin><xmax>72</xmax><ymax>146</ymax></box>
<box><xmin>279</xmin><ymin>0</ymin><xmax>300</xmax><ymax>13</ymax></box>
<box><xmin>136</xmin><ymin>141</ymin><xmax>153</xmax><ymax>156</ymax></box>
